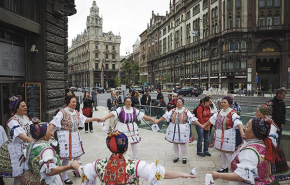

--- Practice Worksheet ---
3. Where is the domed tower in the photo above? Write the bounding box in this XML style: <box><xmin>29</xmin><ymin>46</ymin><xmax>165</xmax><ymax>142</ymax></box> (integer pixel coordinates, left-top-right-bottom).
<box><xmin>86</xmin><ymin>0</ymin><xmax>103</xmax><ymax>37</ymax></box>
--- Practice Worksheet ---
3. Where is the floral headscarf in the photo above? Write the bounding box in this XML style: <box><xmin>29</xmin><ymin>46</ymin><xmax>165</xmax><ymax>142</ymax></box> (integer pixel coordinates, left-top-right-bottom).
<box><xmin>30</xmin><ymin>123</ymin><xmax>48</xmax><ymax>140</ymax></box>
<box><xmin>258</xmin><ymin>104</ymin><xmax>273</xmax><ymax>116</ymax></box>
<box><xmin>9</xmin><ymin>96</ymin><xmax>24</xmax><ymax>113</ymax></box>
<box><xmin>222</xmin><ymin>96</ymin><xmax>233</xmax><ymax>106</ymax></box>
<box><xmin>103</xmin><ymin>130</ymin><xmax>128</xmax><ymax>184</ymax></box>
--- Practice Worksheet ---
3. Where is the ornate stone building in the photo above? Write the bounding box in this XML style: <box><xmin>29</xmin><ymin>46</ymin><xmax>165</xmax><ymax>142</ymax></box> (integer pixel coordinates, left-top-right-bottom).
<box><xmin>0</xmin><ymin>0</ymin><xmax>76</xmax><ymax>123</ymax></box>
<box><xmin>144</xmin><ymin>0</ymin><xmax>290</xmax><ymax>92</ymax></box>
<box><xmin>68</xmin><ymin>1</ymin><xmax>121</xmax><ymax>89</ymax></box>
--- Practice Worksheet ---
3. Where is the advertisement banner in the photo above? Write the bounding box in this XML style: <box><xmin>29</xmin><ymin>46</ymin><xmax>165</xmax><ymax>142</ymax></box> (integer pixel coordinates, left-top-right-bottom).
<box><xmin>0</xmin><ymin>42</ymin><xmax>25</xmax><ymax>76</ymax></box>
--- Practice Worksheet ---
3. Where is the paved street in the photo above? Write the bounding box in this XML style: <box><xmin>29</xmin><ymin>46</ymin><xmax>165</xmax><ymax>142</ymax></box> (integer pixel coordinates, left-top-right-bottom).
<box><xmin>5</xmin><ymin>106</ymin><xmax>290</xmax><ymax>185</ymax></box>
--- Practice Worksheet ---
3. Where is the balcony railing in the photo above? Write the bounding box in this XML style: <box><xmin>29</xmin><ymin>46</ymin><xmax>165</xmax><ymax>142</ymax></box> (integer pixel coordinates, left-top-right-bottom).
<box><xmin>0</xmin><ymin>0</ymin><xmax>40</xmax><ymax>23</ymax></box>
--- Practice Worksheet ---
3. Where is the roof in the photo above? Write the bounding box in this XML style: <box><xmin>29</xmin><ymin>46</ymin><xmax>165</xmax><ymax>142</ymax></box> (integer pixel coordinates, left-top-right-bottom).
<box><xmin>133</xmin><ymin>38</ymin><xmax>140</xmax><ymax>46</ymax></box>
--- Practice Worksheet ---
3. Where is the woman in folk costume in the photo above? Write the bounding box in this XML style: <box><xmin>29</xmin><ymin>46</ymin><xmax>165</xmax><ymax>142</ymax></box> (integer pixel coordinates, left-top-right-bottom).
<box><xmin>0</xmin><ymin>96</ymin><xmax>34</xmax><ymax>185</ymax></box>
<box><xmin>154</xmin><ymin>98</ymin><xmax>201</xmax><ymax>164</ymax></box>
<box><xmin>70</xmin><ymin>129</ymin><xmax>196</xmax><ymax>185</ymax></box>
<box><xmin>202</xmin><ymin>96</ymin><xmax>245</xmax><ymax>172</ymax></box>
<box><xmin>256</xmin><ymin>104</ymin><xmax>290</xmax><ymax>181</ymax></box>
<box><xmin>20</xmin><ymin>122</ymin><xmax>73</xmax><ymax>185</ymax></box>
<box><xmin>0</xmin><ymin>124</ymin><xmax>8</xmax><ymax>185</ymax></box>
<box><xmin>100</xmin><ymin>97</ymin><xmax>155</xmax><ymax>160</ymax></box>
<box><xmin>49</xmin><ymin>92</ymin><xmax>101</xmax><ymax>184</ymax></box>
<box><xmin>207</xmin><ymin>118</ymin><xmax>279</xmax><ymax>185</ymax></box>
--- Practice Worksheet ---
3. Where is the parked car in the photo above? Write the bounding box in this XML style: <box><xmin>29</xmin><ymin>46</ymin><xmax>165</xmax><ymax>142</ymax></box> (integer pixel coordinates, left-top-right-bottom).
<box><xmin>176</xmin><ymin>87</ymin><xmax>201</xmax><ymax>97</ymax></box>
<box><xmin>96</xmin><ymin>87</ymin><xmax>105</xmax><ymax>93</ymax></box>
<box><xmin>134</xmin><ymin>88</ymin><xmax>144</xmax><ymax>94</ymax></box>
<box><xmin>81</xmin><ymin>87</ymin><xmax>90</xmax><ymax>93</ymax></box>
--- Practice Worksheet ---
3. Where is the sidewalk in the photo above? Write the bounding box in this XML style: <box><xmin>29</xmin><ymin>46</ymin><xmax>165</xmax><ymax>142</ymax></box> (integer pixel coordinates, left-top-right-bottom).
<box><xmin>4</xmin><ymin>106</ymin><xmax>290</xmax><ymax>185</ymax></box>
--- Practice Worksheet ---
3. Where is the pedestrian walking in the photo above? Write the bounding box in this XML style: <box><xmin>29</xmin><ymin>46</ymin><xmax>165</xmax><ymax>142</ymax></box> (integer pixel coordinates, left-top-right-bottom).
<box><xmin>70</xmin><ymin>130</ymin><xmax>195</xmax><ymax>184</ymax></box>
<box><xmin>48</xmin><ymin>92</ymin><xmax>100</xmax><ymax>184</ymax></box>
<box><xmin>83</xmin><ymin>91</ymin><xmax>94</xmax><ymax>133</ymax></box>
<box><xmin>153</xmin><ymin>98</ymin><xmax>201</xmax><ymax>164</ymax></box>
<box><xmin>91</xmin><ymin>87</ymin><xmax>98</xmax><ymax>111</ymax></box>
<box><xmin>202</xmin><ymin>96</ymin><xmax>245</xmax><ymax>173</ymax></box>
<box><xmin>195</xmin><ymin>96</ymin><xmax>212</xmax><ymax>157</ymax></box>
<box><xmin>0</xmin><ymin>96</ymin><xmax>34</xmax><ymax>185</ymax></box>
<box><xmin>267</xmin><ymin>88</ymin><xmax>286</xmax><ymax>146</ymax></box>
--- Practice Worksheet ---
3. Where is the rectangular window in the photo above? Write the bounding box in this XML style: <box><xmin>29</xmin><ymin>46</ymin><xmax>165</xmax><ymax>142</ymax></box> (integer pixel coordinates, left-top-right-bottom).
<box><xmin>259</xmin><ymin>0</ymin><xmax>265</xmax><ymax>7</ymax></box>
<box><xmin>267</xmin><ymin>0</ymin><xmax>272</xmax><ymax>6</ymax></box>
<box><xmin>105</xmin><ymin>64</ymin><xmax>109</xmax><ymax>70</ymax></box>
<box><xmin>106</xmin><ymin>54</ymin><xmax>108</xmax><ymax>59</ymax></box>
<box><xmin>112</xmin><ymin>64</ymin><xmax>115</xmax><ymax>70</ymax></box>
<box><xmin>95</xmin><ymin>63</ymin><xmax>98</xmax><ymax>69</ymax></box>
<box><xmin>95</xmin><ymin>44</ymin><xmax>98</xmax><ymax>49</ymax></box>
<box><xmin>106</xmin><ymin>45</ymin><xmax>108</xmax><ymax>50</ymax></box>
<box><xmin>113</xmin><ymin>46</ymin><xmax>115</xmax><ymax>50</ymax></box>
<box><xmin>228</xmin><ymin>18</ymin><xmax>233</xmax><ymax>28</ymax></box>
<box><xmin>274</xmin><ymin>0</ymin><xmax>280</xmax><ymax>7</ymax></box>
<box><xmin>236</xmin><ymin>0</ymin><xmax>241</xmax><ymax>8</ymax></box>
<box><xmin>274</xmin><ymin>16</ymin><xmax>280</xmax><ymax>25</ymax></box>
<box><xmin>112</xmin><ymin>54</ymin><xmax>115</xmax><ymax>59</ymax></box>
<box><xmin>236</xmin><ymin>17</ymin><xmax>240</xmax><ymax>28</ymax></box>
<box><xmin>95</xmin><ymin>53</ymin><xmax>98</xmax><ymax>58</ymax></box>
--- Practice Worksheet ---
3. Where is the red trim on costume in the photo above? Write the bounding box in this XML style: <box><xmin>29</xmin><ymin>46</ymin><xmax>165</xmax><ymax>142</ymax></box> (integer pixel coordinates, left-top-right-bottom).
<box><xmin>69</xmin><ymin>132</ymin><xmax>72</xmax><ymax>160</ymax></box>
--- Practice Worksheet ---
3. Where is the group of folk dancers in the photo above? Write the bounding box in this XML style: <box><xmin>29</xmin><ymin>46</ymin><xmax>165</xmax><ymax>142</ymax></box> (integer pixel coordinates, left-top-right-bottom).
<box><xmin>0</xmin><ymin>91</ymin><xmax>289</xmax><ymax>185</ymax></box>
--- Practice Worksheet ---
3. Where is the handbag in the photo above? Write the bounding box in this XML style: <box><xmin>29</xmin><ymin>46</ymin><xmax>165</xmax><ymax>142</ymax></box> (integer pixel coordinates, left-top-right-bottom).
<box><xmin>82</xmin><ymin>107</ymin><xmax>92</xmax><ymax>117</ymax></box>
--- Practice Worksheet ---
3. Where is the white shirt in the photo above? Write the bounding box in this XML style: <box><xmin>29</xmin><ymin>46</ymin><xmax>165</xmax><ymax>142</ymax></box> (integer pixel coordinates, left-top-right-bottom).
<box><xmin>7</xmin><ymin>114</ymin><xmax>31</xmax><ymax>143</ymax></box>
<box><xmin>0</xmin><ymin>125</ymin><xmax>8</xmax><ymax>146</ymax></box>
<box><xmin>111</xmin><ymin>107</ymin><xmax>144</xmax><ymax>121</ymax></box>
<box><xmin>49</xmin><ymin>107</ymin><xmax>86</xmax><ymax>130</ymax></box>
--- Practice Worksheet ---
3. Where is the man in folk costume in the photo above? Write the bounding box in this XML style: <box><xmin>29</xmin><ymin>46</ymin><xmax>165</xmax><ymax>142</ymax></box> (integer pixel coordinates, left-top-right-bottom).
<box><xmin>0</xmin><ymin>96</ymin><xmax>34</xmax><ymax>185</ymax></box>
<box><xmin>202</xmin><ymin>96</ymin><xmax>245</xmax><ymax>173</ymax></box>
<box><xmin>49</xmin><ymin>92</ymin><xmax>101</xmax><ymax>184</ymax></box>
<box><xmin>207</xmin><ymin>118</ymin><xmax>279</xmax><ymax>184</ymax></box>
<box><xmin>70</xmin><ymin>129</ymin><xmax>196</xmax><ymax>185</ymax></box>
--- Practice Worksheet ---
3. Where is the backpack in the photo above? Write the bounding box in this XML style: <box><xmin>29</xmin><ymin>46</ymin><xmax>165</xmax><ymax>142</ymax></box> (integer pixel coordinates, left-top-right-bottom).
<box><xmin>192</xmin><ymin>104</ymin><xmax>204</xmax><ymax>116</ymax></box>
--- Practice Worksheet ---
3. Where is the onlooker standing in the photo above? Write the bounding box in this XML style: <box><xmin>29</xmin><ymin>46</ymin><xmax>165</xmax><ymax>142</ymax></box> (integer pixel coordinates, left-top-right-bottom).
<box><xmin>141</xmin><ymin>90</ymin><xmax>151</xmax><ymax>115</ymax></box>
<box><xmin>156</xmin><ymin>96</ymin><xmax>166</xmax><ymax>130</ymax></box>
<box><xmin>209</xmin><ymin>99</ymin><xmax>222</xmax><ymax>147</ymax></box>
<box><xmin>83</xmin><ymin>91</ymin><xmax>94</xmax><ymax>133</ymax></box>
<box><xmin>107</xmin><ymin>92</ymin><xmax>119</xmax><ymax>127</ymax></box>
<box><xmin>156</xmin><ymin>88</ymin><xmax>163</xmax><ymax>100</ymax></box>
<box><xmin>0</xmin><ymin>125</ymin><xmax>7</xmax><ymax>185</ymax></box>
<box><xmin>167</xmin><ymin>93</ymin><xmax>178</xmax><ymax>111</ymax></box>
<box><xmin>131</xmin><ymin>91</ymin><xmax>140</xmax><ymax>107</ymax></box>
<box><xmin>91</xmin><ymin>87</ymin><xmax>98</xmax><ymax>111</ymax></box>
<box><xmin>230</xmin><ymin>95</ymin><xmax>242</xmax><ymax>115</ymax></box>
<box><xmin>116</xmin><ymin>91</ymin><xmax>122</xmax><ymax>104</ymax></box>
<box><xmin>168</xmin><ymin>94</ymin><xmax>172</xmax><ymax>102</ymax></box>
<box><xmin>70</xmin><ymin>87</ymin><xmax>80</xmax><ymax>112</ymax></box>
<box><xmin>267</xmin><ymin>88</ymin><xmax>287</xmax><ymax>145</ymax></box>
<box><xmin>195</xmin><ymin>96</ymin><xmax>212</xmax><ymax>157</ymax></box>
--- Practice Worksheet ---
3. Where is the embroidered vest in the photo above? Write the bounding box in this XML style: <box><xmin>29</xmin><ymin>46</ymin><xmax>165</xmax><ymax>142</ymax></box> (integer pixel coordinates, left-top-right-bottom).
<box><xmin>95</xmin><ymin>158</ymin><xmax>140</xmax><ymax>184</ymax></box>
<box><xmin>171</xmin><ymin>108</ymin><xmax>189</xmax><ymax>124</ymax></box>
<box><xmin>119</xmin><ymin>107</ymin><xmax>137</xmax><ymax>124</ymax></box>
<box><xmin>231</xmin><ymin>143</ymin><xmax>275</xmax><ymax>184</ymax></box>
<box><xmin>215</xmin><ymin>109</ymin><xmax>236</xmax><ymax>130</ymax></box>
<box><xmin>60</xmin><ymin>109</ymin><xmax>81</xmax><ymax>132</ymax></box>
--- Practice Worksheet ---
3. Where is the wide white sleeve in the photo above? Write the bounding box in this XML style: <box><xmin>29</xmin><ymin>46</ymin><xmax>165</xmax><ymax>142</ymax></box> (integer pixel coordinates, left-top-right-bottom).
<box><xmin>209</xmin><ymin>113</ymin><xmax>218</xmax><ymax>125</ymax></box>
<box><xmin>137</xmin><ymin>160</ymin><xmax>165</xmax><ymax>185</ymax></box>
<box><xmin>162</xmin><ymin>110</ymin><xmax>173</xmax><ymax>122</ymax></box>
<box><xmin>233</xmin><ymin>149</ymin><xmax>259</xmax><ymax>185</ymax></box>
<box><xmin>136</xmin><ymin>109</ymin><xmax>145</xmax><ymax>121</ymax></box>
<box><xmin>232</xmin><ymin>113</ymin><xmax>242</xmax><ymax>128</ymax></box>
<box><xmin>49</xmin><ymin>111</ymin><xmax>64</xmax><ymax>130</ymax></box>
<box><xmin>78</xmin><ymin>162</ymin><xmax>97</xmax><ymax>185</ymax></box>
<box><xmin>111</xmin><ymin>107</ymin><xmax>122</xmax><ymax>120</ymax></box>
<box><xmin>187</xmin><ymin>111</ymin><xmax>198</xmax><ymax>124</ymax></box>
<box><xmin>211</xmin><ymin>103</ymin><xmax>218</xmax><ymax>114</ymax></box>
<box><xmin>7</xmin><ymin>119</ymin><xmax>26</xmax><ymax>142</ymax></box>
<box><xmin>80</xmin><ymin>114</ymin><xmax>87</xmax><ymax>127</ymax></box>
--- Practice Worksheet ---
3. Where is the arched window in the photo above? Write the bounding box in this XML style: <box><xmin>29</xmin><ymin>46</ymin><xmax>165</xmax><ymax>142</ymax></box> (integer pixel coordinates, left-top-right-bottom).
<box><xmin>215</xmin><ymin>24</ymin><xmax>219</xmax><ymax>33</ymax></box>
<box><xmin>259</xmin><ymin>15</ymin><xmax>265</xmax><ymax>26</ymax></box>
<box><xmin>215</xmin><ymin>7</ymin><xmax>218</xmax><ymax>17</ymax></box>
<box><xmin>241</xmin><ymin>40</ymin><xmax>247</xmax><ymax>50</ymax></box>
<box><xmin>274</xmin><ymin>14</ymin><xmax>280</xmax><ymax>25</ymax></box>
<box><xmin>267</xmin><ymin>15</ymin><xmax>272</xmax><ymax>26</ymax></box>
<box><xmin>228</xmin><ymin>16</ymin><xmax>233</xmax><ymax>28</ymax></box>
<box><xmin>236</xmin><ymin>16</ymin><xmax>241</xmax><ymax>28</ymax></box>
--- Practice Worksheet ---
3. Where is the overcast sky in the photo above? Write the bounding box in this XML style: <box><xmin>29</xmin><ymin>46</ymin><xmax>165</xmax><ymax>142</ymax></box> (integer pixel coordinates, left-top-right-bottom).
<box><xmin>68</xmin><ymin>0</ymin><xmax>170</xmax><ymax>56</ymax></box>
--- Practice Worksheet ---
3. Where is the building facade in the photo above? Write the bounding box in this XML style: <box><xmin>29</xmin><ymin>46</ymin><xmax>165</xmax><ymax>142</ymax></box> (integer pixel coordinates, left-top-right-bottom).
<box><xmin>144</xmin><ymin>0</ymin><xmax>290</xmax><ymax>92</ymax></box>
<box><xmin>0</xmin><ymin>0</ymin><xmax>76</xmax><ymax>124</ymax></box>
<box><xmin>68</xmin><ymin>1</ymin><xmax>121</xmax><ymax>89</ymax></box>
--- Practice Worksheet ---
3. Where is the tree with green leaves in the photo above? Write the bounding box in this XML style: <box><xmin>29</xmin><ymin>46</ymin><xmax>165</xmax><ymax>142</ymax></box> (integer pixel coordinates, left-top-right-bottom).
<box><xmin>114</xmin><ymin>75</ymin><xmax>121</xmax><ymax>87</ymax></box>
<box><xmin>121</xmin><ymin>61</ymin><xmax>140</xmax><ymax>85</ymax></box>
